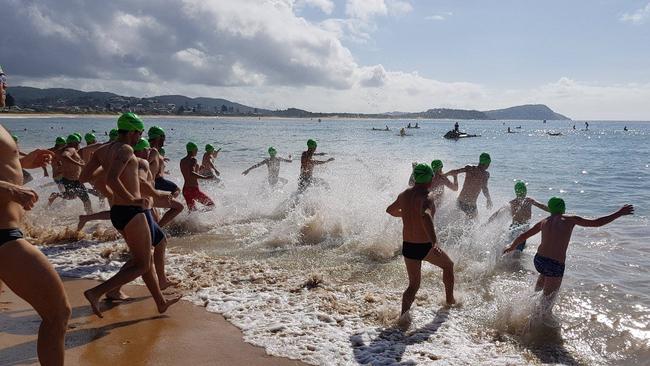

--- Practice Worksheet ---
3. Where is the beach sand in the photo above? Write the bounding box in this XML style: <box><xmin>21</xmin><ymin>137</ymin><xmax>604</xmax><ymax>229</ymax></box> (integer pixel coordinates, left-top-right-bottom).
<box><xmin>0</xmin><ymin>277</ymin><xmax>307</xmax><ymax>366</ymax></box>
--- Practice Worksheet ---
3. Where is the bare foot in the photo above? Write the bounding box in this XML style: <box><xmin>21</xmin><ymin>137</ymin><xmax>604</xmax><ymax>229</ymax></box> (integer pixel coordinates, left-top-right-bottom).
<box><xmin>157</xmin><ymin>295</ymin><xmax>182</xmax><ymax>314</ymax></box>
<box><xmin>397</xmin><ymin>310</ymin><xmax>412</xmax><ymax>331</ymax></box>
<box><xmin>48</xmin><ymin>193</ymin><xmax>58</xmax><ymax>206</ymax></box>
<box><xmin>445</xmin><ymin>297</ymin><xmax>457</xmax><ymax>307</ymax></box>
<box><xmin>84</xmin><ymin>289</ymin><xmax>103</xmax><ymax>318</ymax></box>
<box><xmin>159</xmin><ymin>279</ymin><xmax>180</xmax><ymax>291</ymax></box>
<box><xmin>77</xmin><ymin>215</ymin><xmax>88</xmax><ymax>231</ymax></box>
<box><xmin>105</xmin><ymin>289</ymin><xmax>131</xmax><ymax>301</ymax></box>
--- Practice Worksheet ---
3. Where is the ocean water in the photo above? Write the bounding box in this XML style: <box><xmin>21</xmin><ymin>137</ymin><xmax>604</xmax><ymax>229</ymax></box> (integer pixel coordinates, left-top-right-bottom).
<box><xmin>4</xmin><ymin>116</ymin><xmax>649</xmax><ymax>365</ymax></box>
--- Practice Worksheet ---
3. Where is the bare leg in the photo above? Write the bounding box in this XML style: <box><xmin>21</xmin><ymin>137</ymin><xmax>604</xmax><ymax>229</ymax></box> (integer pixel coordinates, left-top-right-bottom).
<box><xmin>153</xmin><ymin>239</ymin><xmax>179</xmax><ymax>290</ymax></box>
<box><xmin>0</xmin><ymin>239</ymin><xmax>71</xmax><ymax>366</ymax></box>
<box><xmin>84</xmin><ymin>213</ymin><xmax>179</xmax><ymax>317</ymax></box>
<box><xmin>401</xmin><ymin>258</ymin><xmax>422</xmax><ymax>315</ymax></box>
<box><xmin>77</xmin><ymin>210</ymin><xmax>110</xmax><ymax>231</ymax></box>
<box><xmin>542</xmin><ymin>276</ymin><xmax>563</xmax><ymax>298</ymax></box>
<box><xmin>154</xmin><ymin>197</ymin><xmax>184</xmax><ymax>228</ymax></box>
<box><xmin>534</xmin><ymin>274</ymin><xmax>545</xmax><ymax>292</ymax></box>
<box><xmin>424</xmin><ymin>248</ymin><xmax>455</xmax><ymax>305</ymax></box>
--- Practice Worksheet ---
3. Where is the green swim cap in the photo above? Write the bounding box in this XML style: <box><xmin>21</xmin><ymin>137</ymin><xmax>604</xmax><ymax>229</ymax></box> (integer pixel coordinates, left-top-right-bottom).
<box><xmin>148</xmin><ymin>126</ymin><xmax>165</xmax><ymax>140</ymax></box>
<box><xmin>548</xmin><ymin>197</ymin><xmax>566</xmax><ymax>215</ymax></box>
<box><xmin>117</xmin><ymin>112</ymin><xmax>144</xmax><ymax>132</ymax></box>
<box><xmin>431</xmin><ymin>159</ymin><xmax>443</xmax><ymax>173</ymax></box>
<box><xmin>84</xmin><ymin>133</ymin><xmax>96</xmax><ymax>144</ymax></box>
<box><xmin>66</xmin><ymin>134</ymin><xmax>81</xmax><ymax>144</ymax></box>
<box><xmin>413</xmin><ymin>163</ymin><xmax>433</xmax><ymax>184</ymax></box>
<box><xmin>55</xmin><ymin>136</ymin><xmax>66</xmax><ymax>146</ymax></box>
<box><xmin>514</xmin><ymin>181</ymin><xmax>527</xmax><ymax>197</ymax></box>
<box><xmin>268</xmin><ymin>147</ymin><xmax>277</xmax><ymax>156</ymax></box>
<box><xmin>11</xmin><ymin>135</ymin><xmax>18</xmax><ymax>142</ymax></box>
<box><xmin>205</xmin><ymin>144</ymin><xmax>215</xmax><ymax>153</ymax></box>
<box><xmin>186</xmin><ymin>142</ymin><xmax>198</xmax><ymax>153</ymax></box>
<box><xmin>307</xmin><ymin>139</ymin><xmax>317</xmax><ymax>149</ymax></box>
<box><xmin>109</xmin><ymin>129</ymin><xmax>118</xmax><ymax>141</ymax></box>
<box><xmin>159</xmin><ymin>147</ymin><xmax>166</xmax><ymax>156</ymax></box>
<box><xmin>73</xmin><ymin>132</ymin><xmax>82</xmax><ymax>140</ymax></box>
<box><xmin>479</xmin><ymin>152</ymin><xmax>491</xmax><ymax>166</ymax></box>
<box><xmin>134</xmin><ymin>138</ymin><xmax>150</xmax><ymax>152</ymax></box>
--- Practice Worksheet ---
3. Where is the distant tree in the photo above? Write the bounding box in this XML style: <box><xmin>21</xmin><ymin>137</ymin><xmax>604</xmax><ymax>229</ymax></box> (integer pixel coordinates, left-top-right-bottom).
<box><xmin>177</xmin><ymin>105</ymin><xmax>185</xmax><ymax>114</ymax></box>
<box><xmin>236</xmin><ymin>108</ymin><xmax>240</xmax><ymax>113</ymax></box>
<box><xmin>221</xmin><ymin>104</ymin><xmax>228</xmax><ymax>113</ymax></box>
<box><xmin>5</xmin><ymin>94</ymin><xmax>15</xmax><ymax>107</ymax></box>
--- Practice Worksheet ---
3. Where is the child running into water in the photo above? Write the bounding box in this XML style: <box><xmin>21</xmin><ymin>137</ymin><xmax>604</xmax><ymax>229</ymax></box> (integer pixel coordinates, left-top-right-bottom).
<box><xmin>180</xmin><ymin>142</ymin><xmax>215</xmax><ymax>211</ymax></box>
<box><xmin>503</xmin><ymin>198</ymin><xmax>634</xmax><ymax>299</ymax></box>
<box><xmin>387</xmin><ymin>164</ymin><xmax>455</xmax><ymax>325</ymax></box>
<box><xmin>489</xmin><ymin>181</ymin><xmax>548</xmax><ymax>251</ymax></box>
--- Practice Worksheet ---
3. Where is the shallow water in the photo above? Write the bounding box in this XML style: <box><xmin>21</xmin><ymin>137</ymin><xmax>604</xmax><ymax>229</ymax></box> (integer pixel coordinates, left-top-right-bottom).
<box><xmin>4</xmin><ymin>116</ymin><xmax>649</xmax><ymax>365</ymax></box>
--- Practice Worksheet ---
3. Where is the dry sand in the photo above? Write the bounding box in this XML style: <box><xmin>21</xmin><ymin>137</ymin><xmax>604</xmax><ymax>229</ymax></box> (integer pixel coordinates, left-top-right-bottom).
<box><xmin>0</xmin><ymin>277</ymin><xmax>308</xmax><ymax>366</ymax></box>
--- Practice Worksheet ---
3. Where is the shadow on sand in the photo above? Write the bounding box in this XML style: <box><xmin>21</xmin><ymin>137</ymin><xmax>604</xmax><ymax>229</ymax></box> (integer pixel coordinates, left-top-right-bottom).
<box><xmin>350</xmin><ymin>309</ymin><xmax>449</xmax><ymax>365</ymax></box>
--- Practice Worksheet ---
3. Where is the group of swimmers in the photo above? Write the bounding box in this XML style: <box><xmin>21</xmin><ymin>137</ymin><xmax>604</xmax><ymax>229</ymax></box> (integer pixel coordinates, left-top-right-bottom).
<box><xmin>0</xmin><ymin>112</ymin><xmax>635</xmax><ymax>365</ymax></box>
<box><xmin>389</xmin><ymin>153</ymin><xmax>634</xmax><ymax>325</ymax></box>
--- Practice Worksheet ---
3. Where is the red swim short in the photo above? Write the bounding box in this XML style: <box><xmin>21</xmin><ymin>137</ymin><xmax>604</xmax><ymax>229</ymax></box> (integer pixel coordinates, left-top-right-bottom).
<box><xmin>182</xmin><ymin>186</ymin><xmax>214</xmax><ymax>211</ymax></box>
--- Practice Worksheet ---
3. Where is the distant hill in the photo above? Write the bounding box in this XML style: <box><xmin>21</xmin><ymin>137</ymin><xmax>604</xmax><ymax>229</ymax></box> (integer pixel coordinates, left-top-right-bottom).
<box><xmin>5</xmin><ymin>86</ymin><xmax>570</xmax><ymax>120</ymax></box>
<box><xmin>483</xmin><ymin>104</ymin><xmax>570</xmax><ymax>120</ymax></box>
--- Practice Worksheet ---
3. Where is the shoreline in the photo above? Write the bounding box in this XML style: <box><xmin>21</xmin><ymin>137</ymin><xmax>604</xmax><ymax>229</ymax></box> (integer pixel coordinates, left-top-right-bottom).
<box><xmin>0</xmin><ymin>277</ymin><xmax>308</xmax><ymax>366</ymax></box>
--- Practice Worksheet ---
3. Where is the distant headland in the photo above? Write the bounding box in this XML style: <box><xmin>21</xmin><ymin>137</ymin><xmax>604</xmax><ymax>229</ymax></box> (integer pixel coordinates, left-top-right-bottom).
<box><xmin>2</xmin><ymin>86</ymin><xmax>570</xmax><ymax>121</ymax></box>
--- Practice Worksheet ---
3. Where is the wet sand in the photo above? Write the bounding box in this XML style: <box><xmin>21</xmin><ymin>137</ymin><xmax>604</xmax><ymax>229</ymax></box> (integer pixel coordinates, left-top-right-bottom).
<box><xmin>0</xmin><ymin>277</ymin><xmax>307</xmax><ymax>366</ymax></box>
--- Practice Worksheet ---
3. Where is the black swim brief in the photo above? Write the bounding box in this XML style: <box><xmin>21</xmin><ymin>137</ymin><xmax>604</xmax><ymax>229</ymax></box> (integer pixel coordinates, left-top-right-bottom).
<box><xmin>155</xmin><ymin>177</ymin><xmax>179</xmax><ymax>194</ymax></box>
<box><xmin>0</xmin><ymin>228</ymin><xmax>24</xmax><ymax>247</ymax></box>
<box><xmin>534</xmin><ymin>254</ymin><xmax>565</xmax><ymax>278</ymax></box>
<box><xmin>143</xmin><ymin>209</ymin><xmax>166</xmax><ymax>247</ymax></box>
<box><xmin>60</xmin><ymin>177</ymin><xmax>90</xmax><ymax>202</ymax></box>
<box><xmin>402</xmin><ymin>242</ymin><xmax>433</xmax><ymax>261</ymax></box>
<box><xmin>457</xmin><ymin>199</ymin><xmax>477</xmax><ymax>217</ymax></box>
<box><xmin>110</xmin><ymin>205</ymin><xmax>145</xmax><ymax>231</ymax></box>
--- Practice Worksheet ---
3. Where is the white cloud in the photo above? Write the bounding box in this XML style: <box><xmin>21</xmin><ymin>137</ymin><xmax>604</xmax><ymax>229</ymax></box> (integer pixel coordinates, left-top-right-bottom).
<box><xmin>345</xmin><ymin>0</ymin><xmax>388</xmax><ymax>20</ymax></box>
<box><xmin>620</xmin><ymin>3</ymin><xmax>650</xmax><ymax>24</ymax></box>
<box><xmin>386</xmin><ymin>0</ymin><xmax>413</xmax><ymax>16</ymax></box>
<box><xmin>425</xmin><ymin>12</ymin><xmax>452</xmax><ymax>21</ymax></box>
<box><xmin>296</xmin><ymin>0</ymin><xmax>335</xmax><ymax>14</ymax></box>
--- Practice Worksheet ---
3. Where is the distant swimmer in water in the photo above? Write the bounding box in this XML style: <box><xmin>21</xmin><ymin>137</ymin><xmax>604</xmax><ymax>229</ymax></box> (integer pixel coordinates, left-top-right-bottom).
<box><xmin>385</xmin><ymin>125</ymin><xmax>389</xmax><ymax>131</ymax></box>
<box><xmin>198</xmin><ymin>144</ymin><xmax>222</xmax><ymax>181</ymax></box>
<box><xmin>488</xmin><ymin>181</ymin><xmax>549</xmax><ymax>252</ymax></box>
<box><xmin>454</xmin><ymin>121</ymin><xmax>459</xmax><ymax>132</ymax></box>
<box><xmin>585</xmin><ymin>122</ymin><xmax>589</xmax><ymax>130</ymax></box>
<box><xmin>504</xmin><ymin>198</ymin><xmax>634</xmax><ymax>304</ymax></box>
<box><xmin>180</xmin><ymin>142</ymin><xmax>215</xmax><ymax>211</ymax></box>
<box><xmin>81</xmin><ymin>113</ymin><xmax>180</xmax><ymax>317</ymax></box>
<box><xmin>298</xmin><ymin>139</ymin><xmax>334</xmax><ymax>192</ymax></box>
<box><xmin>624</xmin><ymin>126</ymin><xmax>628</xmax><ymax>131</ymax></box>
<box><xmin>387</xmin><ymin>163</ymin><xmax>456</xmax><ymax>325</ymax></box>
<box><xmin>446</xmin><ymin>153</ymin><xmax>493</xmax><ymax>218</ymax></box>
<box><xmin>48</xmin><ymin>134</ymin><xmax>94</xmax><ymax>214</ymax></box>
<box><xmin>400</xmin><ymin>128</ymin><xmax>406</xmax><ymax>136</ymax></box>
<box><xmin>0</xmin><ymin>124</ymin><xmax>69</xmax><ymax>366</ymax></box>
<box><xmin>242</xmin><ymin>146</ymin><xmax>292</xmax><ymax>187</ymax></box>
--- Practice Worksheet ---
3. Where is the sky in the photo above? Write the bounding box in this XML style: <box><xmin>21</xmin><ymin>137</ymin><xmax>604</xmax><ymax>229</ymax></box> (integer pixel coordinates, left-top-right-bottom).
<box><xmin>1</xmin><ymin>0</ymin><xmax>649</xmax><ymax>120</ymax></box>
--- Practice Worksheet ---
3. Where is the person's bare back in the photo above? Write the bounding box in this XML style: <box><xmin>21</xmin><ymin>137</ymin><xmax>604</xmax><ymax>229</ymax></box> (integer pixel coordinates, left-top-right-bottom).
<box><xmin>395</xmin><ymin>187</ymin><xmax>437</xmax><ymax>244</ymax></box>
<box><xmin>180</xmin><ymin>155</ymin><xmax>200</xmax><ymax>188</ymax></box>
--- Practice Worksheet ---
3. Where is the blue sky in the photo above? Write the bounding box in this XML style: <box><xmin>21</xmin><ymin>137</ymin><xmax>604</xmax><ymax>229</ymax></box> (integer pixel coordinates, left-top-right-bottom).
<box><xmin>1</xmin><ymin>0</ymin><xmax>649</xmax><ymax>119</ymax></box>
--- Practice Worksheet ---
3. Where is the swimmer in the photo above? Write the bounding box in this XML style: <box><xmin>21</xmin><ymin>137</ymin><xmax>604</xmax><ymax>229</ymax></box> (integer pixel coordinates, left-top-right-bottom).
<box><xmin>198</xmin><ymin>144</ymin><xmax>222</xmax><ymax>180</ymax></box>
<box><xmin>242</xmin><ymin>147</ymin><xmax>292</xmax><ymax>187</ymax></box>
<box><xmin>387</xmin><ymin>163</ymin><xmax>455</xmax><ymax>322</ymax></box>
<box><xmin>147</xmin><ymin>126</ymin><xmax>180</xmax><ymax>197</ymax></box>
<box><xmin>504</xmin><ymin>198</ymin><xmax>634</xmax><ymax>303</ymax></box>
<box><xmin>298</xmin><ymin>139</ymin><xmax>334</xmax><ymax>192</ymax></box>
<box><xmin>446</xmin><ymin>152</ymin><xmax>493</xmax><ymax>218</ymax></box>
<box><xmin>180</xmin><ymin>142</ymin><xmax>215</xmax><ymax>211</ymax></box>
<box><xmin>488</xmin><ymin>181</ymin><xmax>548</xmax><ymax>251</ymax></box>
<box><xmin>47</xmin><ymin>134</ymin><xmax>93</xmax><ymax>214</ymax></box>
<box><xmin>429</xmin><ymin>160</ymin><xmax>458</xmax><ymax>203</ymax></box>
<box><xmin>81</xmin><ymin>113</ymin><xmax>180</xmax><ymax>317</ymax></box>
<box><xmin>0</xmin><ymin>124</ymin><xmax>70</xmax><ymax>366</ymax></box>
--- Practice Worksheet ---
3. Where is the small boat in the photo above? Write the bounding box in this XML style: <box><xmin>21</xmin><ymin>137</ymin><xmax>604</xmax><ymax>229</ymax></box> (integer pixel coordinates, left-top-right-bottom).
<box><xmin>371</xmin><ymin>128</ymin><xmax>390</xmax><ymax>131</ymax></box>
<box><xmin>444</xmin><ymin>130</ymin><xmax>479</xmax><ymax>139</ymax></box>
<box><xmin>547</xmin><ymin>132</ymin><xmax>562</xmax><ymax>136</ymax></box>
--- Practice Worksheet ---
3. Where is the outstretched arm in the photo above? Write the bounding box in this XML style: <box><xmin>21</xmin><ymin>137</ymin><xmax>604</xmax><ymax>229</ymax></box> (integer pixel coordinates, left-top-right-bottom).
<box><xmin>570</xmin><ymin>205</ymin><xmax>634</xmax><ymax>227</ymax></box>
<box><xmin>530</xmin><ymin>198</ymin><xmax>549</xmax><ymax>212</ymax></box>
<box><xmin>313</xmin><ymin>157</ymin><xmax>334</xmax><ymax>165</ymax></box>
<box><xmin>62</xmin><ymin>150</ymin><xmax>85</xmax><ymax>167</ymax></box>
<box><xmin>0</xmin><ymin>180</ymin><xmax>39</xmax><ymax>210</ymax></box>
<box><xmin>487</xmin><ymin>206</ymin><xmax>508</xmax><ymax>224</ymax></box>
<box><xmin>242</xmin><ymin>160</ymin><xmax>266</xmax><ymax>175</ymax></box>
<box><xmin>445</xmin><ymin>166</ymin><xmax>468</xmax><ymax>176</ymax></box>
<box><xmin>482</xmin><ymin>174</ymin><xmax>492</xmax><ymax>209</ymax></box>
<box><xmin>79</xmin><ymin>152</ymin><xmax>101</xmax><ymax>183</ymax></box>
<box><xmin>280</xmin><ymin>157</ymin><xmax>292</xmax><ymax>163</ymax></box>
<box><xmin>443</xmin><ymin>174</ymin><xmax>458</xmax><ymax>191</ymax></box>
<box><xmin>503</xmin><ymin>220</ymin><xmax>542</xmax><ymax>254</ymax></box>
